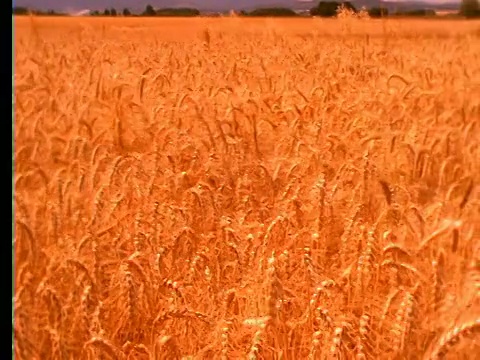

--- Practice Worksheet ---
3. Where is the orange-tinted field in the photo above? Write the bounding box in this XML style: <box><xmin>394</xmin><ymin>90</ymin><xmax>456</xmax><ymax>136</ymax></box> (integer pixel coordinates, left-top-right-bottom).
<box><xmin>14</xmin><ymin>16</ymin><xmax>480</xmax><ymax>359</ymax></box>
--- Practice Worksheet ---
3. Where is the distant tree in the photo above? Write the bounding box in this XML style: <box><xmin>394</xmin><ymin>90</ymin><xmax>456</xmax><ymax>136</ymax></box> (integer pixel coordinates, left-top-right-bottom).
<box><xmin>13</xmin><ymin>6</ymin><xmax>30</xmax><ymax>15</ymax></box>
<box><xmin>395</xmin><ymin>9</ymin><xmax>435</xmax><ymax>17</ymax></box>
<box><xmin>311</xmin><ymin>2</ymin><xmax>356</xmax><ymax>17</ymax></box>
<box><xmin>245</xmin><ymin>7</ymin><xmax>298</xmax><ymax>17</ymax></box>
<box><xmin>460</xmin><ymin>0</ymin><xmax>480</xmax><ymax>17</ymax></box>
<box><xmin>103</xmin><ymin>8</ymin><xmax>111</xmax><ymax>16</ymax></box>
<box><xmin>155</xmin><ymin>8</ymin><xmax>200</xmax><ymax>16</ymax></box>
<box><xmin>90</xmin><ymin>10</ymin><xmax>100</xmax><ymax>16</ymax></box>
<box><xmin>311</xmin><ymin>2</ymin><xmax>336</xmax><ymax>17</ymax></box>
<box><xmin>342</xmin><ymin>2</ymin><xmax>357</xmax><ymax>13</ymax></box>
<box><xmin>123</xmin><ymin>8</ymin><xmax>131</xmax><ymax>16</ymax></box>
<box><xmin>143</xmin><ymin>4</ymin><xmax>156</xmax><ymax>16</ymax></box>
<box><xmin>110</xmin><ymin>8</ymin><xmax>117</xmax><ymax>16</ymax></box>
<box><xmin>368</xmin><ymin>7</ymin><xmax>389</xmax><ymax>17</ymax></box>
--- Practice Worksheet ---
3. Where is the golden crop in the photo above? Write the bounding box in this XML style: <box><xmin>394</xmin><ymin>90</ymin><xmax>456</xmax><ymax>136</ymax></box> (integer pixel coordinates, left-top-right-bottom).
<box><xmin>14</xmin><ymin>16</ymin><xmax>480</xmax><ymax>359</ymax></box>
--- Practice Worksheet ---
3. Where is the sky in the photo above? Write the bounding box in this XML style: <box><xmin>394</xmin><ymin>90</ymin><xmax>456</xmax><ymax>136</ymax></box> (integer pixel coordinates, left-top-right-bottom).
<box><xmin>14</xmin><ymin>0</ymin><xmax>459</xmax><ymax>13</ymax></box>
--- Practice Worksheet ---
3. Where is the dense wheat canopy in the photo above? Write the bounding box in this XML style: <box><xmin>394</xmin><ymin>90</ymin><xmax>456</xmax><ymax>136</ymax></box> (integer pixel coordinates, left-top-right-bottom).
<box><xmin>13</xmin><ymin>16</ymin><xmax>480</xmax><ymax>359</ymax></box>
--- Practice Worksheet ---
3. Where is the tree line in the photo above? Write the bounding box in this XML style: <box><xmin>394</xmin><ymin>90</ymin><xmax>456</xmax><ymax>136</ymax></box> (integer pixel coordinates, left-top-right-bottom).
<box><xmin>89</xmin><ymin>6</ymin><xmax>201</xmax><ymax>17</ymax></box>
<box><xmin>12</xmin><ymin>7</ymin><xmax>66</xmax><ymax>16</ymax></box>
<box><xmin>12</xmin><ymin>0</ymin><xmax>480</xmax><ymax>18</ymax></box>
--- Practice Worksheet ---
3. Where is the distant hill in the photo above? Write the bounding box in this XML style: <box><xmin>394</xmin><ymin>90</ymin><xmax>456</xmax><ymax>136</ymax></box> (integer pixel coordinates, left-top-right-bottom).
<box><xmin>15</xmin><ymin>0</ymin><xmax>461</xmax><ymax>14</ymax></box>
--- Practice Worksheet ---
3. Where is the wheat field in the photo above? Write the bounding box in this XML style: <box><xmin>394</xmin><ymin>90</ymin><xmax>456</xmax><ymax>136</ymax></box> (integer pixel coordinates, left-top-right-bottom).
<box><xmin>13</xmin><ymin>16</ymin><xmax>480</xmax><ymax>359</ymax></box>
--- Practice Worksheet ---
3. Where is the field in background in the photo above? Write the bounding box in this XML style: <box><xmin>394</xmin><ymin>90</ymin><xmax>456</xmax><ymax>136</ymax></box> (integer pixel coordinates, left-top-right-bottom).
<box><xmin>14</xmin><ymin>16</ymin><xmax>480</xmax><ymax>359</ymax></box>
